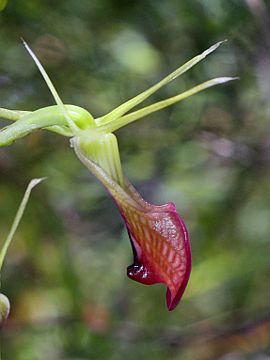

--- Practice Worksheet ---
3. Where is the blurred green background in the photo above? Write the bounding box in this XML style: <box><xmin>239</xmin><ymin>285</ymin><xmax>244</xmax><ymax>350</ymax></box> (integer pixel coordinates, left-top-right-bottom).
<box><xmin>1</xmin><ymin>1</ymin><xmax>270</xmax><ymax>359</ymax></box>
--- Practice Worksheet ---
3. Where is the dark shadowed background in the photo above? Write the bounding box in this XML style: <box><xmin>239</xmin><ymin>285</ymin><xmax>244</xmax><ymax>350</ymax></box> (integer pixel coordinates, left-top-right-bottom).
<box><xmin>1</xmin><ymin>1</ymin><xmax>270</xmax><ymax>359</ymax></box>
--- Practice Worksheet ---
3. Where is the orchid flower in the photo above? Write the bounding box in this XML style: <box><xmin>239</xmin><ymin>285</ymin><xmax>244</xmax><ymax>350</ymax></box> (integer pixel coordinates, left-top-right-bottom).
<box><xmin>0</xmin><ymin>41</ymin><xmax>236</xmax><ymax>310</ymax></box>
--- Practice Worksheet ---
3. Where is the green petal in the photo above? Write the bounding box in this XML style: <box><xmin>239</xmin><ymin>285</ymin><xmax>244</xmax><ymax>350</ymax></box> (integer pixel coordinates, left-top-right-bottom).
<box><xmin>96</xmin><ymin>41</ymin><xmax>226</xmax><ymax>126</ymax></box>
<box><xmin>100</xmin><ymin>77</ymin><xmax>238</xmax><ymax>132</ymax></box>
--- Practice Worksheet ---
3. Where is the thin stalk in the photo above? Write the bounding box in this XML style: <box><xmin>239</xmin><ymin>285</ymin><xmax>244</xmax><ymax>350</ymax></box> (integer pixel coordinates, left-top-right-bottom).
<box><xmin>0</xmin><ymin>178</ymin><xmax>45</xmax><ymax>271</ymax></box>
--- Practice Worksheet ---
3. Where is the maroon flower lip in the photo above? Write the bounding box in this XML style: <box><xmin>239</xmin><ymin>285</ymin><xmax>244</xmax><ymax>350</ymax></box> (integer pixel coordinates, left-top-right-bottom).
<box><xmin>120</xmin><ymin>194</ymin><xmax>191</xmax><ymax>311</ymax></box>
<box><xmin>74</xmin><ymin>143</ymin><xmax>192</xmax><ymax>311</ymax></box>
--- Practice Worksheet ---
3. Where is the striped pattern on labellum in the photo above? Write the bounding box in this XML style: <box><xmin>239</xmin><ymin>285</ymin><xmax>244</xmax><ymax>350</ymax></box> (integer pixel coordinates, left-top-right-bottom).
<box><xmin>115</xmin><ymin>181</ymin><xmax>191</xmax><ymax>311</ymax></box>
<box><xmin>74</xmin><ymin>140</ymin><xmax>191</xmax><ymax>311</ymax></box>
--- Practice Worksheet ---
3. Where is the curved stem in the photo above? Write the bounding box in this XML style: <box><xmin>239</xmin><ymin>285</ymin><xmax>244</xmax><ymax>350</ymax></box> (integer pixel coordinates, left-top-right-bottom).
<box><xmin>0</xmin><ymin>178</ymin><xmax>45</xmax><ymax>272</ymax></box>
<box><xmin>0</xmin><ymin>105</ymin><xmax>94</xmax><ymax>147</ymax></box>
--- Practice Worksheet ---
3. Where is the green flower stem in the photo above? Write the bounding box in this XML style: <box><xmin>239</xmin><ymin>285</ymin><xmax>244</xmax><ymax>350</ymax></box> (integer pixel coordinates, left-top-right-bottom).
<box><xmin>0</xmin><ymin>108</ymin><xmax>30</xmax><ymax>121</ymax></box>
<box><xmin>0</xmin><ymin>105</ymin><xmax>95</xmax><ymax>147</ymax></box>
<box><xmin>100</xmin><ymin>77</ymin><xmax>237</xmax><ymax>133</ymax></box>
<box><xmin>0</xmin><ymin>178</ymin><xmax>45</xmax><ymax>272</ymax></box>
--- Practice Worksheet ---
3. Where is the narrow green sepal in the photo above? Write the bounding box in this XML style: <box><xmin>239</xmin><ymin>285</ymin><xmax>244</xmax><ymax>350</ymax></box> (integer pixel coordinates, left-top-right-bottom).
<box><xmin>101</xmin><ymin>77</ymin><xmax>238</xmax><ymax>132</ymax></box>
<box><xmin>96</xmin><ymin>40</ymin><xmax>227</xmax><ymax>126</ymax></box>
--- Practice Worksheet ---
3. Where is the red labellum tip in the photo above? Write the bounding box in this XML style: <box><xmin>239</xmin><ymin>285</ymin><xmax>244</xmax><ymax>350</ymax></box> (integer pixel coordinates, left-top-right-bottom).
<box><xmin>118</xmin><ymin>183</ymin><xmax>191</xmax><ymax>311</ymax></box>
<box><xmin>74</xmin><ymin>143</ymin><xmax>191</xmax><ymax>311</ymax></box>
